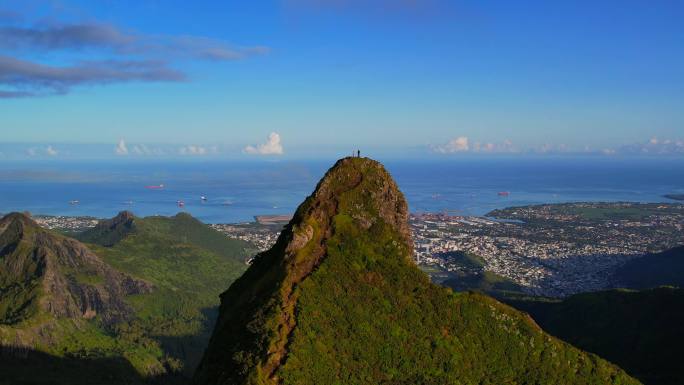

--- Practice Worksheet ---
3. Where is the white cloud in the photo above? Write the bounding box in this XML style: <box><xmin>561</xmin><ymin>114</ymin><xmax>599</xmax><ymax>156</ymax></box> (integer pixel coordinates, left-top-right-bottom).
<box><xmin>243</xmin><ymin>132</ymin><xmax>284</xmax><ymax>155</ymax></box>
<box><xmin>432</xmin><ymin>137</ymin><xmax>520</xmax><ymax>154</ymax></box>
<box><xmin>131</xmin><ymin>144</ymin><xmax>165</xmax><ymax>156</ymax></box>
<box><xmin>115</xmin><ymin>139</ymin><xmax>128</xmax><ymax>155</ymax></box>
<box><xmin>179</xmin><ymin>145</ymin><xmax>209</xmax><ymax>156</ymax></box>
<box><xmin>45</xmin><ymin>145</ymin><xmax>58</xmax><ymax>156</ymax></box>
<box><xmin>432</xmin><ymin>136</ymin><xmax>469</xmax><ymax>153</ymax></box>
<box><xmin>615</xmin><ymin>137</ymin><xmax>684</xmax><ymax>155</ymax></box>
<box><xmin>131</xmin><ymin>144</ymin><xmax>148</xmax><ymax>155</ymax></box>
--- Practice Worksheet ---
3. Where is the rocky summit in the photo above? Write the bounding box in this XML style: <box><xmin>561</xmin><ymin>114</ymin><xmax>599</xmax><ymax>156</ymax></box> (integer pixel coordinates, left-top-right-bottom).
<box><xmin>194</xmin><ymin>157</ymin><xmax>640</xmax><ymax>385</ymax></box>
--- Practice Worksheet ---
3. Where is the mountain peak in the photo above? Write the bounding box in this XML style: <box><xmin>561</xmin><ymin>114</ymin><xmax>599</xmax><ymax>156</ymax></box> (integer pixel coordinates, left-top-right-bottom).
<box><xmin>194</xmin><ymin>157</ymin><xmax>639</xmax><ymax>385</ymax></box>
<box><xmin>0</xmin><ymin>211</ymin><xmax>36</xmax><ymax>227</ymax></box>
<box><xmin>302</xmin><ymin>156</ymin><xmax>410</xmax><ymax>242</ymax></box>
<box><xmin>78</xmin><ymin>210</ymin><xmax>137</xmax><ymax>247</ymax></box>
<box><xmin>0</xmin><ymin>212</ymin><xmax>40</xmax><ymax>246</ymax></box>
<box><xmin>114</xmin><ymin>210</ymin><xmax>135</xmax><ymax>222</ymax></box>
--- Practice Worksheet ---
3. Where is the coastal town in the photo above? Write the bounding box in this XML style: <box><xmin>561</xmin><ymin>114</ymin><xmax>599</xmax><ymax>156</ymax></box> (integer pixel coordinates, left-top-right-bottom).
<box><xmin>209</xmin><ymin>222</ymin><xmax>282</xmax><ymax>257</ymax></box>
<box><xmin>20</xmin><ymin>201</ymin><xmax>684</xmax><ymax>297</ymax></box>
<box><xmin>411</xmin><ymin>202</ymin><xmax>684</xmax><ymax>296</ymax></box>
<box><xmin>31</xmin><ymin>214</ymin><xmax>100</xmax><ymax>232</ymax></box>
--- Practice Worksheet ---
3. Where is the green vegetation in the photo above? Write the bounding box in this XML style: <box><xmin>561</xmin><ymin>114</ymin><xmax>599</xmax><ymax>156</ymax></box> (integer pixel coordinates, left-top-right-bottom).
<box><xmin>506</xmin><ymin>287</ymin><xmax>684</xmax><ymax>385</ymax></box>
<box><xmin>440</xmin><ymin>250</ymin><xmax>485</xmax><ymax>269</ymax></box>
<box><xmin>444</xmin><ymin>270</ymin><xmax>524</xmax><ymax>295</ymax></box>
<box><xmin>612</xmin><ymin>246</ymin><xmax>684</xmax><ymax>289</ymax></box>
<box><xmin>0</xmin><ymin>211</ymin><xmax>252</xmax><ymax>384</ymax></box>
<box><xmin>489</xmin><ymin>202</ymin><xmax>684</xmax><ymax>223</ymax></box>
<box><xmin>195</xmin><ymin>157</ymin><xmax>639</xmax><ymax>385</ymax></box>
<box><xmin>0</xmin><ymin>216</ymin><xmax>43</xmax><ymax>325</ymax></box>
<box><xmin>571</xmin><ymin>206</ymin><xmax>664</xmax><ymax>220</ymax></box>
<box><xmin>77</xmin><ymin>212</ymin><xmax>251</xmax><ymax>378</ymax></box>
<box><xmin>281</xmin><ymin>214</ymin><xmax>634</xmax><ymax>385</ymax></box>
<box><xmin>428</xmin><ymin>251</ymin><xmax>526</xmax><ymax>296</ymax></box>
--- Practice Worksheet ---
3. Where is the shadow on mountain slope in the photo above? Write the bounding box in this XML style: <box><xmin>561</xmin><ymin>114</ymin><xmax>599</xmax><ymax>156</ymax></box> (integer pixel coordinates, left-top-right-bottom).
<box><xmin>0</xmin><ymin>345</ymin><xmax>186</xmax><ymax>385</ymax></box>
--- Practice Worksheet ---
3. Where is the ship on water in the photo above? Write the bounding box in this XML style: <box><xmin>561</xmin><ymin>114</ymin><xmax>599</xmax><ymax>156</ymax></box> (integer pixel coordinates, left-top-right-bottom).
<box><xmin>498</xmin><ymin>191</ymin><xmax>510</xmax><ymax>197</ymax></box>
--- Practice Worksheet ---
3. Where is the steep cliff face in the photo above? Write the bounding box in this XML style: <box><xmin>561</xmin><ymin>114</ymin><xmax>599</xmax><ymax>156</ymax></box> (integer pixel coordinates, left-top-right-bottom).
<box><xmin>0</xmin><ymin>213</ymin><xmax>152</xmax><ymax>326</ymax></box>
<box><xmin>194</xmin><ymin>157</ymin><xmax>640</xmax><ymax>385</ymax></box>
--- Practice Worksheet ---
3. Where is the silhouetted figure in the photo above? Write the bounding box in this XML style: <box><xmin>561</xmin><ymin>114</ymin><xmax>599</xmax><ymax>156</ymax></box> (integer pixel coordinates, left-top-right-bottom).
<box><xmin>357</xmin><ymin>150</ymin><xmax>360</xmax><ymax>158</ymax></box>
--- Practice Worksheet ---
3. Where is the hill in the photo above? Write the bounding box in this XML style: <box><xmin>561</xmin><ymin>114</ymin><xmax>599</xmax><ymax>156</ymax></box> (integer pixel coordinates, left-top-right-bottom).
<box><xmin>76</xmin><ymin>211</ymin><xmax>253</xmax><ymax>377</ymax></box>
<box><xmin>0</xmin><ymin>212</ymin><xmax>162</xmax><ymax>383</ymax></box>
<box><xmin>507</xmin><ymin>288</ymin><xmax>684</xmax><ymax>385</ymax></box>
<box><xmin>611</xmin><ymin>246</ymin><xmax>684</xmax><ymax>289</ymax></box>
<box><xmin>0</xmin><ymin>212</ymin><xmax>152</xmax><ymax>327</ymax></box>
<box><xmin>194</xmin><ymin>157</ymin><xmax>639</xmax><ymax>385</ymax></box>
<box><xmin>436</xmin><ymin>251</ymin><xmax>526</xmax><ymax>296</ymax></box>
<box><xmin>0</xmin><ymin>210</ymin><xmax>252</xmax><ymax>384</ymax></box>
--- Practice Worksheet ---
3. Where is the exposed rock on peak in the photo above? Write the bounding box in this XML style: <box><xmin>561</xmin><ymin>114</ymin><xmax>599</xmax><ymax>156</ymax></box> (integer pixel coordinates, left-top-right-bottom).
<box><xmin>78</xmin><ymin>210</ymin><xmax>137</xmax><ymax>247</ymax></box>
<box><xmin>294</xmin><ymin>157</ymin><xmax>411</xmax><ymax>249</ymax></box>
<box><xmin>114</xmin><ymin>210</ymin><xmax>135</xmax><ymax>222</ymax></box>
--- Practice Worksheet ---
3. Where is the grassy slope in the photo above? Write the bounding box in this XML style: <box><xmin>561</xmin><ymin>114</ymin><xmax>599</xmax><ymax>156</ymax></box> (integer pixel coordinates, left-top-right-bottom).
<box><xmin>0</xmin><ymin>219</ymin><xmax>43</xmax><ymax>325</ymax></box>
<box><xmin>0</xmin><ymin>216</ymin><xmax>169</xmax><ymax>383</ymax></box>
<box><xmin>280</xmin><ymin>214</ymin><xmax>638</xmax><ymax>385</ymax></box>
<box><xmin>81</xmin><ymin>213</ymin><xmax>251</xmax><ymax>377</ymax></box>
<box><xmin>436</xmin><ymin>251</ymin><xmax>526</xmax><ymax>296</ymax></box>
<box><xmin>0</xmin><ymin>212</ymin><xmax>251</xmax><ymax>384</ymax></box>
<box><xmin>507</xmin><ymin>288</ymin><xmax>684</xmax><ymax>385</ymax></box>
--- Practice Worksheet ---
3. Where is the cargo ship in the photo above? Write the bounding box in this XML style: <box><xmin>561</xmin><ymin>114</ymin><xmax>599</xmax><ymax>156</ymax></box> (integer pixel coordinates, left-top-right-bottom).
<box><xmin>497</xmin><ymin>191</ymin><xmax>510</xmax><ymax>197</ymax></box>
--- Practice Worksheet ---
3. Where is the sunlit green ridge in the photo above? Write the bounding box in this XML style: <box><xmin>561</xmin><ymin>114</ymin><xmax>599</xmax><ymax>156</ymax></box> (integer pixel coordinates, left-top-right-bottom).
<box><xmin>194</xmin><ymin>157</ymin><xmax>640</xmax><ymax>385</ymax></box>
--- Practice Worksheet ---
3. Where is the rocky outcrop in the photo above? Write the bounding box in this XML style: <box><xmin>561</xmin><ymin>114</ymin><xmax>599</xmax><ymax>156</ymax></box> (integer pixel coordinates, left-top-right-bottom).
<box><xmin>77</xmin><ymin>210</ymin><xmax>137</xmax><ymax>247</ymax></box>
<box><xmin>0</xmin><ymin>213</ymin><xmax>152</xmax><ymax>326</ymax></box>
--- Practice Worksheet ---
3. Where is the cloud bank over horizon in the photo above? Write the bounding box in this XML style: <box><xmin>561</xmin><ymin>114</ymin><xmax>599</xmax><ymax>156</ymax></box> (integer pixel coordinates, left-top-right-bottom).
<box><xmin>431</xmin><ymin>136</ymin><xmax>684</xmax><ymax>156</ymax></box>
<box><xmin>0</xmin><ymin>135</ymin><xmax>682</xmax><ymax>160</ymax></box>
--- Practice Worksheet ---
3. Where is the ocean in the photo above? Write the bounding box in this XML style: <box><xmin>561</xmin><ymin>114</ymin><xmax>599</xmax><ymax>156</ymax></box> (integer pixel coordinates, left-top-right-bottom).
<box><xmin>1</xmin><ymin>156</ymin><xmax>683</xmax><ymax>223</ymax></box>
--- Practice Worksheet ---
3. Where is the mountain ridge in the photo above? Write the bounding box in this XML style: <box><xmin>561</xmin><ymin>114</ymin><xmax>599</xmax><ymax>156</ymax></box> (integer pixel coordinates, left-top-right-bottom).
<box><xmin>194</xmin><ymin>157</ymin><xmax>639</xmax><ymax>385</ymax></box>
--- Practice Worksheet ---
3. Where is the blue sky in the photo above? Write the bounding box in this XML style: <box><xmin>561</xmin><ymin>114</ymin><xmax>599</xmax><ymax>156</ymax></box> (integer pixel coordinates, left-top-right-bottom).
<box><xmin>0</xmin><ymin>0</ymin><xmax>683</xmax><ymax>158</ymax></box>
